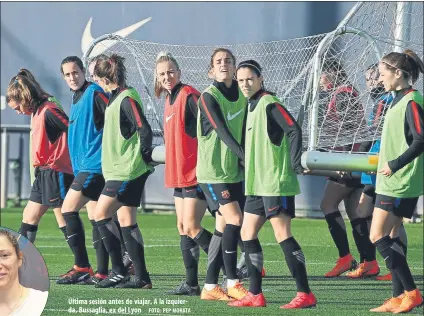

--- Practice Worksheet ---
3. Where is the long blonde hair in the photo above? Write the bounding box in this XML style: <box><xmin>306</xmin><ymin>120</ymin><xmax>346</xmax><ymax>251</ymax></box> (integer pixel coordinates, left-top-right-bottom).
<box><xmin>154</xmin><ymin>51</ymin><xmax>180</xmax><ymax>98</ymax></box>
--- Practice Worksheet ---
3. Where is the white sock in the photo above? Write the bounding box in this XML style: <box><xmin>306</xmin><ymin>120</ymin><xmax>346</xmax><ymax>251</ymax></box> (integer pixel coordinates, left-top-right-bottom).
<box><xmin>227</xmin><ymin>279</ymin><xmax>238</xmax><ymax>287</ymax></box>
<box><xmin>204</xmin><ymin>283</ymin><xmax>217</xmax><ymax>291</ymax></box>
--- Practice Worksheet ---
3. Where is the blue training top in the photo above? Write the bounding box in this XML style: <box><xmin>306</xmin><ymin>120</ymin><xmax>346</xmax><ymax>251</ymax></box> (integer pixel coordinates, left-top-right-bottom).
<box><xmin>68</xmin><ymin>83</ymin><xmax>104</xmax><ymax>175</ymax></box>
<box><xmin>361</xmin><ymin>92</ymin><xmax>394</xmax><ymax>185</ymax></box>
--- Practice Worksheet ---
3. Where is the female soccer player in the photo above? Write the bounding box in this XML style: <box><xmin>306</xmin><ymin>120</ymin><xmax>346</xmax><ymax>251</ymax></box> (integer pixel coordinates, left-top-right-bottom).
<box><xmin>369</xmin><ymin>49</ymin><xmax>424</xmax><ymax>313</ymax></box>
<box><xmin>197</xmin><ymin>48</ymin><xmax>248</xmax><ymax>301</ymax></box>
<box><xmin>228</xmin><ymin>60</ymin><xmax>316</xmax><ymax>309</ymax></box>
<box><xmin>154</xmin><ymin>52</ymin><xmax>213</xmax><ymax>296</ymax></box>
<box><xmin>6</xmin><ymin>74</ymin><xmax>74</xmax><ymax>244</ymax></box>
<box><xmin>318</xmin><ymin>59</ymin><xmax>368</xmax><ymax>277</ymax></box>
<box><xmin>56</xmin><ymin>56</ymin><xmax>112</xmax><ymax>285</ymax></box>
<box><xmin>92</xmin><ymin>54</ymin><xmax>154</xmax><ymax>289</ymax></box>
<box><xmin>0</xmin><ymin>229</ymin><xmax>48</xmax><ymax>316</ymax></box>
<box><xmin>347</xmin><ymin>64</ymin><xmax>405</xmax><ymax>279</ymax></box>
<box><xmin>14</xmin><ymin>69</ymin><xmax>67</xmax><ymax>239</ymax></box>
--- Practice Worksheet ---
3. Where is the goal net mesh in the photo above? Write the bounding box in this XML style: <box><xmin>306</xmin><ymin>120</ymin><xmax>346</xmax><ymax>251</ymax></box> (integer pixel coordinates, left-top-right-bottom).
<box><xmin>85</xmin><ymin>2</ymin><xmax>423</xmax><ymax>151</ymax></box>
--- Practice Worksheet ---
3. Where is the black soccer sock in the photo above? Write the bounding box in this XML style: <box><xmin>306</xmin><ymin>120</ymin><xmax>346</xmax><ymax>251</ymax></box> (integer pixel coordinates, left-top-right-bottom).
<box><xmin>222</xmin><ymin>224</ymin><xmax>241</xmax><ymax>280</ymax></box>
<box><xmin>398</xmin><ymin>224</ymin><xmax>408</xmax><ymax>256</ymax></box>
<box><xmin>237</xmin><ymin>233</ymin><xmax>246</xmax><ymax>269</ymax></box>
<box><xmin>59</xmin><ymin>225</ymin><xmax>75</xmax><ymax>255</ymax></box>
<box><xmin>365</xmin><ymin>216</ymin><xmax>377</xmax><ymax>261</ymax></box>
<box><xmin>59</xmin><ymin>226</ymin><xmax>67</xmax><ymax>239</ymax></box>
<box><xmin>19</xmin><ymin>222</ymin><xmax>38</xmax><ymax>243</ymax></box>
<box><xmin>180</xmin><ymin>235</ymin><xmax>200</xmax><ymax>286</ymax></box>
<box><xmin>112</xmin><ymin>212</ymin><xmax>127</xmax><ymax>255</ymax></box>
<box><xmin>391</xmin><ymin>237</ymin><xmax>408</xmax><ymax>296</ymax></box>
<box><xmin>205</xmin><ymin>230</ymin><xmax>224</xmax><ymax>284</ymax></box>
<box><xmin>325</xmin><ymin>211</ymin><xmax>350</xmax><ymax>258</ymax></box>
<box><xmin>351</xmin><ymin>218</ymin><xmax>375</xmax><ymax>262</ymax></box>
<box><xmin>63</xmin><ymin>212</ymin><xmax>90</xmax><ymax>268</ymax></box>
<box><xmin>96</xmin><ymin>218</ymin><xmax>126</xmax><ymax>275</ymax></box>
<box><xmin>90</xmin><ymin>220</ymin><xmax>109</xmax><ymax>275</ymax></box>
<box><xmin>121</xmin><ymin>224</ymin><xmax>149</xmax><ymax>281</ymax></box>
<box><xmin>194</xmin><ymin>228</ymin><xmax>213</xmax><ymax>254</ymax></box>
<box><xmin>280</xmin><ymin>237</ymin><xmax>311</xmax><ymax>294</ymax></box>
<box><xmin>375</xmin><ymin>236</ymin><xmax>416</xmax><ymax>293</ymax></box>
<box><xmin>244</xmin><ymin>239</ymin><xmax>263</xmax><ymax>295</ymax></box>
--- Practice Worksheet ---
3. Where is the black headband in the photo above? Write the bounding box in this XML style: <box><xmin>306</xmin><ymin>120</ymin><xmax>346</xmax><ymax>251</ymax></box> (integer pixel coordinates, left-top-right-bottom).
<box><xmin>237</xmin><ymin>63</ymin><xmax>262</xmax><ymax>75</ymax></box>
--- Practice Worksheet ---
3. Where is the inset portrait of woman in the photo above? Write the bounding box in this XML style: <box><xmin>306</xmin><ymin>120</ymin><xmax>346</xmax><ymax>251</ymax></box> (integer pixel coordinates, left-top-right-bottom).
<box><xmin>0</xmin><ymin>227</ymin><xmax>49</xmax><ymax>316</ymax></box>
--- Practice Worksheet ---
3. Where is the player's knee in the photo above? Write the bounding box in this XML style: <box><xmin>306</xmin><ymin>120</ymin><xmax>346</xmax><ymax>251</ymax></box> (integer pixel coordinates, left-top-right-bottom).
<box><xmin>176</xmin><ymin>222</ymin><xmax>184</xmax><ymax>235</ymax></box>
<box><xmin>183</xmin><ymin>226</ymin><xmax>200</xmax><ymax>239</ymax></box>
<box><xmin>240</xmin><ymin>226</ymin><xmax>256</xmax><ymax>240</ymax></box>
<box><xmin>369</xmin><ymin>232</ymin><xmax>382</xmax><ymax>244</ymax></box>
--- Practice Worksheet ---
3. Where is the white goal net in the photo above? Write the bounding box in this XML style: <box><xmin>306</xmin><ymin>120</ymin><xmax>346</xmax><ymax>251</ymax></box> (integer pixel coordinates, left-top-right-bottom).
<box><xmin>84</xmin><ymin>2</ymin><xmax>423</xmax><ymax>152</ymax></box>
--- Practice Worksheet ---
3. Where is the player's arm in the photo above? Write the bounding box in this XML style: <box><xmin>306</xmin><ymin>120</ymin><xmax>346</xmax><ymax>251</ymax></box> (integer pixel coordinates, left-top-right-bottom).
<box><xmin>388</xmin><ymin>101</ymin><xmax>424</xmax><ymax>173</ymax></box>
<box><xmin>267</xmin><ymin>102</ymin><xmax>304</xmax><ymax>174</ymax></box>
<box><xmin>45</xmin><ymin>107</ymin><xmax>69</xmax><ymax>143</ymax></box>
<box><xmin>93</xmin><ymin>90</ymin><xmax>109</xmax><ymax>131</ymax></box>
<box><xmin>199</xmin><ymin>92</ymin><xmax>244</xmax><ymax>162</ymax></box>
<box><xmin>184</xmin><ymin>94</ymin><xmax>199</xmax><ymax>138</ymax></box>
<box><xmin>121</xmin><ymin>97</ymin><xmax>153</xmax><ymax>163</ymax></box>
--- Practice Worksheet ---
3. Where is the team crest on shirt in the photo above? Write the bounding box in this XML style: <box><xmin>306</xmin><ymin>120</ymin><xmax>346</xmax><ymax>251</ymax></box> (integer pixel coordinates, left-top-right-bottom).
<box><xmin>221</xmin><ymin>190</ymin><xmax>230</xmax><ymax>199</ymax></box>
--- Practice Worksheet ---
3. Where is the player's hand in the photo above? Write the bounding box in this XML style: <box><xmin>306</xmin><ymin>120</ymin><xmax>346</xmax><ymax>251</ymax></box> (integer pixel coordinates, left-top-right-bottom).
<box><xmin>378</xmin><ymin>162</ymin><xmax>393</xmax><ymax>177</ymax></box>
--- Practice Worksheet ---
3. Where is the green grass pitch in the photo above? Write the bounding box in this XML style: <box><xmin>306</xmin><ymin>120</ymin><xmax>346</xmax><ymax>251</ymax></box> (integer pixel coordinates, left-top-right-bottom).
<box><xmin>1</xmin><ymin>208</ymin><xmax>422</xmax><ymax>316</ymax></box>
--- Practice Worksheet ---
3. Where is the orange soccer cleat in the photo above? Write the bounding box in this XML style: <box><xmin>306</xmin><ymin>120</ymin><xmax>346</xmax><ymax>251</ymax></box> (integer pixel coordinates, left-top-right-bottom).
<box><xmin>228</xmin><ymin>292</ymin><xmax>266</xmax><ymax>307</ymax></box>
<box><xmin>227</xmin><ymin>282</ymin><xmax>249</xmax><ymax>300</ymax></box>
<box><xmin>280</xmin><ymin>292</ymin><xmax>317</xmax><ymax>309</ymax></box>
<box><xmin>346</xmin><ymin>260</ymin><xmax>380</xmax><ymax>278</ymax></box>
<box><xmin>200</xmin><ymin>285</ymin><xmax>232</xmax><ymax>301</ymax></box>
<box><xmin>370</xmin><ymin>295</ymin><xmax>404</xmax><ymax>312</ymax></box>
<box><xmin>324</xmin><ymin>253</ymin><xmax>357</xmax><ymax>277</ymax></box>
<box><xmin>375</xmin><ymin>272</ymin><xmax>392</xmax><ymax>281</ymax></box>
<box><xmin>392</xmin><ymin>289</ymin><xmax>423</xmax><ymax>314</ymax></box>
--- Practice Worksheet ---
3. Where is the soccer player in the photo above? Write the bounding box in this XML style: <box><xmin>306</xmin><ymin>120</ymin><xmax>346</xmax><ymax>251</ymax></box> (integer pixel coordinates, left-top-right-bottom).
<box><xmin>197</xmin><ymin>48</ymin><xmax>248</xmax><ymax>301</ymax></box>
<box><xmin>228</xmin><ymin>60</ymin><xmax>316</xmax><ymax>309</ymax></box>
<box><xmin>14</xmin><ymin>69</ymin><xmax>68</xmax><ymax>240</ymax></box>
<box><xmin>318</xmin><ymin>59</ymin><xmax>367</xmax><ymax>277</ymax></box>
<box><xmin>55</xmin><ymin>56</ymin><xmax>112</xmax><ymax>285</ymax></box>
<box><xmin>92</xmin><ymin>54</ymin><xmax>154</xmax><ymax>289</ymax></box>
<box><xmin>347</xmin><ymin>64</ymin><xmax>405</xmax><ymax>279</ymax></box>
<box><xmin>369</xmin><ymin>49</ymin><xmax>424</xmax><ymax>313</ymax></box>
<box><xmin>6</xmin><ymin>74</ymin><xmax>74</xmax><ymax>243</ymax></box>
<box><xmin>154</xmin><ymin>52</ymin><xmax>213</xmax><ymax>296</ymax></box>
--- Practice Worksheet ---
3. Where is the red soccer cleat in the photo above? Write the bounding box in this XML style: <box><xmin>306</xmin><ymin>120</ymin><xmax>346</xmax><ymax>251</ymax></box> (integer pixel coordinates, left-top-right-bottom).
<box><xmin>325</xmin><ymin>253</ymin><xmax>357</xmax><ymax>277</ymax></box>
<box><xmin>375</xmin><ymin>272</ymin><xmax>392</xmax><ymax>281</ymax></box>
<box><xmin>228</xmin><ymin>292</ymin><xmax>267</xmax><ymax>307</ymax></box>
<box><xmin>280</xmin><ymin>292</ymin><xmax>317</xmax><ymax>309</ymax></box>
<box><xmin>261</xmin><ymin>267</ymin><xmax>266</xmax><ymax>277</ymax></box>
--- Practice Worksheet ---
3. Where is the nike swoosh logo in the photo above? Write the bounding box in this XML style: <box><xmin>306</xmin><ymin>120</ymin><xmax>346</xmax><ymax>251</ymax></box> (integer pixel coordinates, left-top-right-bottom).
<box><xmin>225</xmin><ymin>250</ymin><xmax>236</xmax><ymax>254</ymax></box>
<box><xmin>383</xmin><ymin>256</ymin><xmax>389</xmax><ymax>261</ymax></box>
<box><xmin>165</xmin><ymin>113</ymin><xmax>175</xmax><ymax>123</ymax></box>
<box><xmin>49</xmin><ymin>197</ymin><xmax>60</xmax><ymax>202</ymax></box>
<box><xmin>67</xmin><ymin>233</ymin><xmax>77</xmax><ymax>239</ymax></box>
<box><xmin>268</xmin><ymin>206</ymin><xmax>280</xmax><ymax>212</ymax></box>
<box><xmin>380</xmin><ymin>201</ymin><xmax>393</xmax><ymax>205</ymax></box>
<box><xmin>81</xmin><ymin>17</ymin><xmax>152</xmax><ymax>57</ymax></box>
<box><xmin>227</xmin><ymin>109</ymin><xmax>243</xmax><ymax>121</ymax></box>
<box><xmin>69</xmin><ymin>120</ymin><xmax>75</xmax><ymax>124</ymax></box>
<box><xmin>248</xmin><ymin>127</ymin><xmax>252</xmax><ymax>131</ymax></box>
